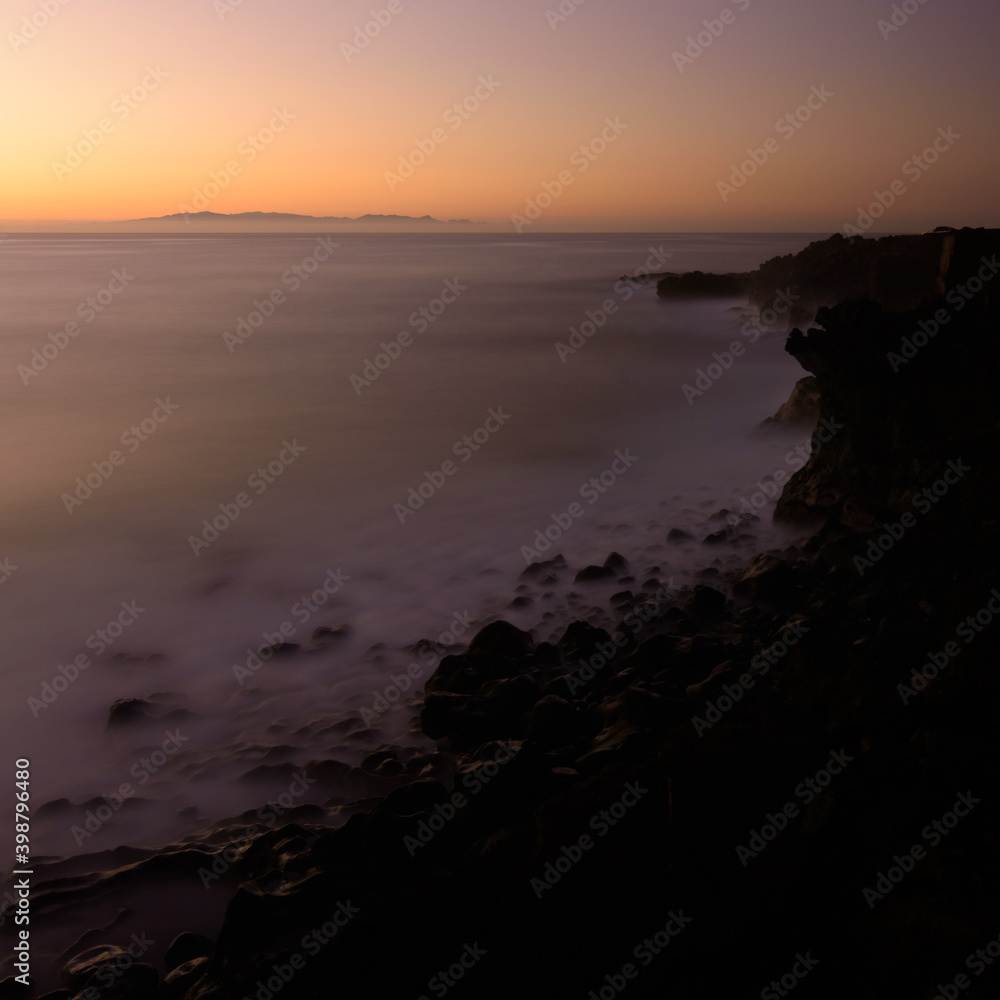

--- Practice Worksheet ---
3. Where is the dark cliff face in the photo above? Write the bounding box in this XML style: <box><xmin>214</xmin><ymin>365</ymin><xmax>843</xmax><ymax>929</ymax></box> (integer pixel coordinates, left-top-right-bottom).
<box><xmin>774</xmin><ymin>229</ymin><xmax>1000</xmax><ymax>546</ymax></box>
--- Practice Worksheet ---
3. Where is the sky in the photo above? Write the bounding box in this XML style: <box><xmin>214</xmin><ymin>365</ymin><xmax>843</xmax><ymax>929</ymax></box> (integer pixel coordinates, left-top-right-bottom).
<box><xmin>1</xmin><ymin>0</ymin><xmax>998</xmax><ymax>231</ymax></box>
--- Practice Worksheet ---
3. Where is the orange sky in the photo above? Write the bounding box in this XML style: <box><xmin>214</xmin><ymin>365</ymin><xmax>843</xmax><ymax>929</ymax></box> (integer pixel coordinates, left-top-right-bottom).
<box><xmin>2</xmin><ymin>0</ymin><xmax>998</xmax><ymax>231</ymax></box>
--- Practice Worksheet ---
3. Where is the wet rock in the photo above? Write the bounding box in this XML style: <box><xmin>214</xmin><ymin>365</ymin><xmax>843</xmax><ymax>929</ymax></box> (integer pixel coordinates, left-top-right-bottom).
<box><xmin>518</xmin><ymin>555</ymin><xmax>567</xmax><ymax>581</ymax></box>
<box><xmin>59</xmin><ymin>945</ymin><xmax>127</xmax><ymax>990</ymax></box>
<box><xmin>760</xmin><ymin>375</ymin><xmax>821</xmax><ymax>427</ymax></box>
<box><xmin>361</xmin><ymin>749</ymin><xmax>398</xmax><ymax>775</ymax></box>
<box><xmin>312</xmin><ymin>624</ymin><xmax>351</xmax><ymax>642</ymax></box>
<box><xmin>527</xmin><ymin>695</ymin><xmax>585</xmax><ymax>745</ymax></box>
<box><xmin>574</xmin><ymin>564</ymin><xmax>615</xmax><ymax>583</ymax></box>
<box><xmin>557</xmin><ymin>621</ymin><xmax>614</xmax><ymax>663</ymax></box>
<box><xmin>106</xmin><ymin>699</ymin><xmax>154</xmax><ymax>727</ymax></box>
<box><xmin>467</xmin><ymin>620</ymin><xmax>533</xmax><ymax>659</ymax></box>
<box><xmin>163</xmin><ymin>957</ymin><xmax>209</xmax><ymax>1000</ymax></box>
<box><xmin>684</xmin><ymin>584</ymin><xmax>727</xmax><ymax>621</ymax></box>
<box><xmin>734</xmin><ymin>554</ymin><xmax>797</xmax><ymax>604</ymax></box>
<box><xmin>260</xmin><ymin>642</ymin><xmax>300</xmax><ymax>657</ymax></box>
<box><xmin>604</xmin><ymin>551</ymin><xmax>629</xmax><ymax>574</ymax></box>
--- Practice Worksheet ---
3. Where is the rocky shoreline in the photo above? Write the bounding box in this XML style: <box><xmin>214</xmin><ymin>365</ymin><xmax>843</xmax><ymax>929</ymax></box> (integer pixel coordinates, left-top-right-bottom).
<box><xmin>23</xmin><ymin>228</ymin><xmax>1000</xmax><ymax>1000</ymax></box>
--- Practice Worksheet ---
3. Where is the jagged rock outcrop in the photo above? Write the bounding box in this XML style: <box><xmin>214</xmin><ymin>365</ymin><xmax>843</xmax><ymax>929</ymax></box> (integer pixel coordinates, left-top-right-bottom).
<box><xmin>774</xmin><ymin>228</ymin><xmax>1000</xmax><ymax>534</ymax></box>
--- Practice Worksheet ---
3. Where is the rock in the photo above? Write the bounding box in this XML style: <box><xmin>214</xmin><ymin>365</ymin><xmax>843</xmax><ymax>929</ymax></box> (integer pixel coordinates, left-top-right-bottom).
<box><xmin>467</xmin><ymin>620</ymin><xmax>533</xmax><ymax>659</ymax></box>
<box><xmin>312</xmin><ymin>625</ymin><xmax>350</xmax><ymax>641</ymax></box>
<box><xmin>260</xmin><ymin>642</ymin><xmax>300</xmax><ymax>657</ymax></box>
<box><xmin>683</xmin><ymin>584</ymin><xmax>727</xmax><ymax>621</ymax></box>
<box><xmin>106</xmin><ymin>699</ymin><xmax>153</xmax><ymax>727</ymax></box>
<box><xmin>760</xmin><ymin>375</ymin><xmax>821</xmax><ymax>427</ymax></box>
<box><xmin>734</xmin><ymin>554</ymin><xmax>797</xmax><ymax>604</ymax></box>
<box><xmin>518</xmin><ymin>555</ymin><xmax>567</xmax><ymax>581</ymax></box>
<box><xmin>657</xmin><ymin>270</ymin><xmax>749</xmax><ymax>298</ymax></box>
<box><xmin>574</xmin><ymin>564</ymin><xmax>615</xmax><ymax>583</ymax></box>
<box><xmin>162</xmin><ymin>957</ymin><xmax>209</xmax><ymax>1000</ymax></box>
<box><xmin>557</xmin><ymin>621</ymin><xmax>613</xmax><ymax>662</ymax></box>
<box><xmin>604</xmin><ymin>552</ymin><xmax>629</xmax><ymax>573</ymax></box>
<box><xmin>527</xmin><ymin>695</ymin><xmax>585</xmax><ymax>745</ymax></box>
<box><xmin>667</xmin><ymin>527</ymin><xmax>695</xmax><ymax>543</ymax></box>
<box><xmin>164</xmin><ymin>931</ymin><xmax>214</xmax><ymax>970</ymax></box>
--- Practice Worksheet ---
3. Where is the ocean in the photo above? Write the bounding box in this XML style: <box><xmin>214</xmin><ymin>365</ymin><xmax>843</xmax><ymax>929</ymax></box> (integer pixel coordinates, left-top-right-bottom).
<box><xmin>2</xmin><ymin>231</ymin><xmax>822</xmax><ymax>984</ymax></box>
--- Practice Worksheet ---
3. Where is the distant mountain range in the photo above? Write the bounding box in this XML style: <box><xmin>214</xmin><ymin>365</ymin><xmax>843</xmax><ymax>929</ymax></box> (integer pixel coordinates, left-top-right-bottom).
<box><xmin>129</xmin><ymin>211</ymin><xmax>487</xmax><ymax>225</ymax></box>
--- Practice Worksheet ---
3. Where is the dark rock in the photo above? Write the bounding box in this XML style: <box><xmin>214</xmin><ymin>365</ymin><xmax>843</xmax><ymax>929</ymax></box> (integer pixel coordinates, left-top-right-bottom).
<box><xmin>164</xmin><ymin>931</ymin><xmax>214</xmax><ymax>971</ymax></box>
<box><xmin>557</xmin><ymin>621</ymin><xmax>613</xmax><ymax>662</ymax></box>
<box><xmin>312</xmin><ymin>624</ymin><xmax>350</xmax><ymax>641</ymax></box>
<box><xmin>760</xmin><ymin>375</ymin><xmax>821</xmax><ymax>427</ymax></box>
<box><xmin>467</xmin><ymin>620</ymin><xmax>533</xmax><ymax>659</ymax></box>
<box><xmin>604</xmin><ymin>551</ymin><xmax>629</xmax><ymax>573</ymax></box>
<box><xmin>734</xmin><ymin>554</ymin><xmax>797</xmax><ymax>604</ymax></box>
<box><xmin>667</xmin><ymin>527</ymin><xmax>695</xmax><ymax>543</ymax></box>
<box><xmin>527</xmin><ymin>695</ymin><xmax>585</xmax><ymax>745</ymax></box>
<box><xmin>657</xmin><ymin>270</ymin><xmax>749</xmax><ymax>298</ymax></box>
<box><xmin>518</xmin><ymin>555</ymin><xmax>567</xmax><ymax>581</ymax></box>
<box><xmin>106</xmin><ymin>699</ymin><xmax>153</xmax><ymax>727</ymax></box>
<box><xmin>683</xmin><ymin>584</ymin><xmax>727</xmax><ymax>621</ymax></box>
<box><xmin>260</xmin><ymin>642</ymin><xmax>300</xmax><ymax>657</ymax></box>
<box><xmin>162</xmin><ymin>957</ymin><xmax>209</xmax><ymax>1000</ymax></box>
<box><xmin>574</xmin><ymin>564</ymin><xmax>615</xmax><ymax>583</ymax></box>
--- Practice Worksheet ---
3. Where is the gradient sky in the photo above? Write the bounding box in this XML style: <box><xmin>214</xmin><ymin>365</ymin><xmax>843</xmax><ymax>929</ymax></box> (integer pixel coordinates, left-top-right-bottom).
<box><xmin>2</xmin><ymin>0</ymin><xmax>998</xmax><ymax>230</ymax></box>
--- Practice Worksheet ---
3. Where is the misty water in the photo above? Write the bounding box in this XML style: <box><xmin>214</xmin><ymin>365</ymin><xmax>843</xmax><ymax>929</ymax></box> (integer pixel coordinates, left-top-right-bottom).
<box><xmin>1</xmin><ymin>232</ymin><xmax>823</xmax><ymax>977</ymax></box>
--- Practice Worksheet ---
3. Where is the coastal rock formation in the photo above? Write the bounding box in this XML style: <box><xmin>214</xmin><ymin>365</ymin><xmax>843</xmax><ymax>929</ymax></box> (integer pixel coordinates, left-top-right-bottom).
<box><xmin>774</xmin><ymin>228</ymin><xmax>1000</xmax><ymax>530</ymax></box>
